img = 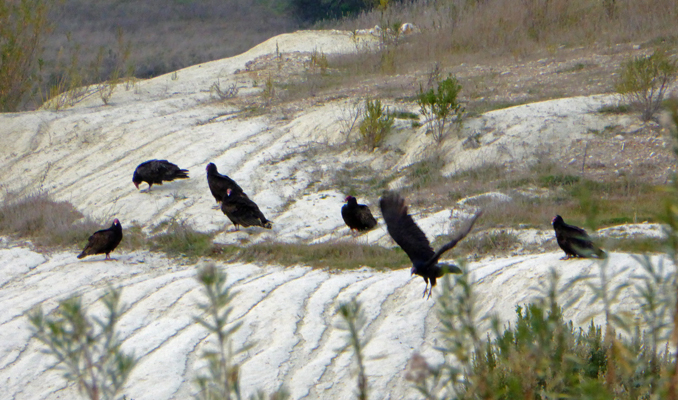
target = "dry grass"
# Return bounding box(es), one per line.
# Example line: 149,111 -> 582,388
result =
331,0 -> 677,63
0,192 -> 102,248
215,241 -> 410,271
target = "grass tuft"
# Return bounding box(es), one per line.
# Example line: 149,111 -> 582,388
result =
0,192 -> 102,248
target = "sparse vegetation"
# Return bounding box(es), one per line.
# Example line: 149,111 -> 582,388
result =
358,98 -> 394,151
148,219 -> 214,259
0,0 -> 57,111
616,49 -> 678,121
453,230 -> 520,258
28,287 -> 137,400
336,300 -> 370,400
0,191 -> 103,248
416,75 -> 464,143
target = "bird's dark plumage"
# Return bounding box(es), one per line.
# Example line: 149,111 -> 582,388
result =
380,192 -> 481,299
342,196 -> 377,232
77,219 -> 123,260
552,215 -> 606,260
133,160 -> 189,191
221,189 -> 272,230
206,163 -> 246,204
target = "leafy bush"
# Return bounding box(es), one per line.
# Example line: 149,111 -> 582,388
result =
417,75 -> 464,143
616,49 -> 677,121
29,287 -> 137,400
358,98 -> 394,151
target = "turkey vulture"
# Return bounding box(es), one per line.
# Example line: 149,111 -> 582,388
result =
342,196 -> 377,233
221,188 -> 272,230
552,215 -> 606,260
77,219 -> 123,260
206,163 -> 246,206
133,160 -> 189,192
380,192 -> 481,299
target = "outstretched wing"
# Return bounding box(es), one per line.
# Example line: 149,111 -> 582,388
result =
379,192 -> 435,265
427,211 -> 482,267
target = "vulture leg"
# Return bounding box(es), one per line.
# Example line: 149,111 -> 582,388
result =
212,204 -> 221,210
426,287 -> 433,300
560,254 -> 570,260
421,282 -> 429,298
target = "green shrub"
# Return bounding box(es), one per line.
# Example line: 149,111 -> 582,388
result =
615,49 -> 677,121
416,75 -> 464,143
358,98 -> 394,151
28,287 -> 137,400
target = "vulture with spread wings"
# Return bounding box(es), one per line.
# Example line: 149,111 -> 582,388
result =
380,192 -> 481,299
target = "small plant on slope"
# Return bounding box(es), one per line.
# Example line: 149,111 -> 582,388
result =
615,49 -> 677,121
336,299 -> 370,400
193,264 -> 288,400
417,75 -> 464,143
28,287 -> 137,400
358,98 -> 393,151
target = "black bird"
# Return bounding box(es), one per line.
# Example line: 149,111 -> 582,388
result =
133,160 -> 189,192
206,163 -> 246,207
342,196 -> 377,233
77,219 -> 123,260
221,188 -> 272,230
552,215 -> 606,260
380,192 -> 481,299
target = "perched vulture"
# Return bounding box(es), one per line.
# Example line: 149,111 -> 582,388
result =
206,163 -> 246,205
552,215 -> 606,260
380,192 -> 481,299
133,160 -> 189,191
221,188 -> 272,230
342,196 -> 377,232
77,219 -> 123,260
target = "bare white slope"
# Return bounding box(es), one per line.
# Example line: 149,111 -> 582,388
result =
0,29 -> 669,399
0,243 -> 667,400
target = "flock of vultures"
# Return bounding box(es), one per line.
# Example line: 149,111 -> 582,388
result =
77,159 -> 607,299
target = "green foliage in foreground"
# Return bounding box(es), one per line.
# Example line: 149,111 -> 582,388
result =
194,264 -> 288,400
28,288 -> 137,400
408,265 -> 676,399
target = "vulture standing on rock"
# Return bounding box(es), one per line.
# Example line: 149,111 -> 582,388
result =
133,160 -> 189,192
552,215 -> 607,260
342,195 -> 377,233
380,192 -> 481,299
221,188 -> 272,230
77,219 -> 123,260
206,163 -> 246,206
